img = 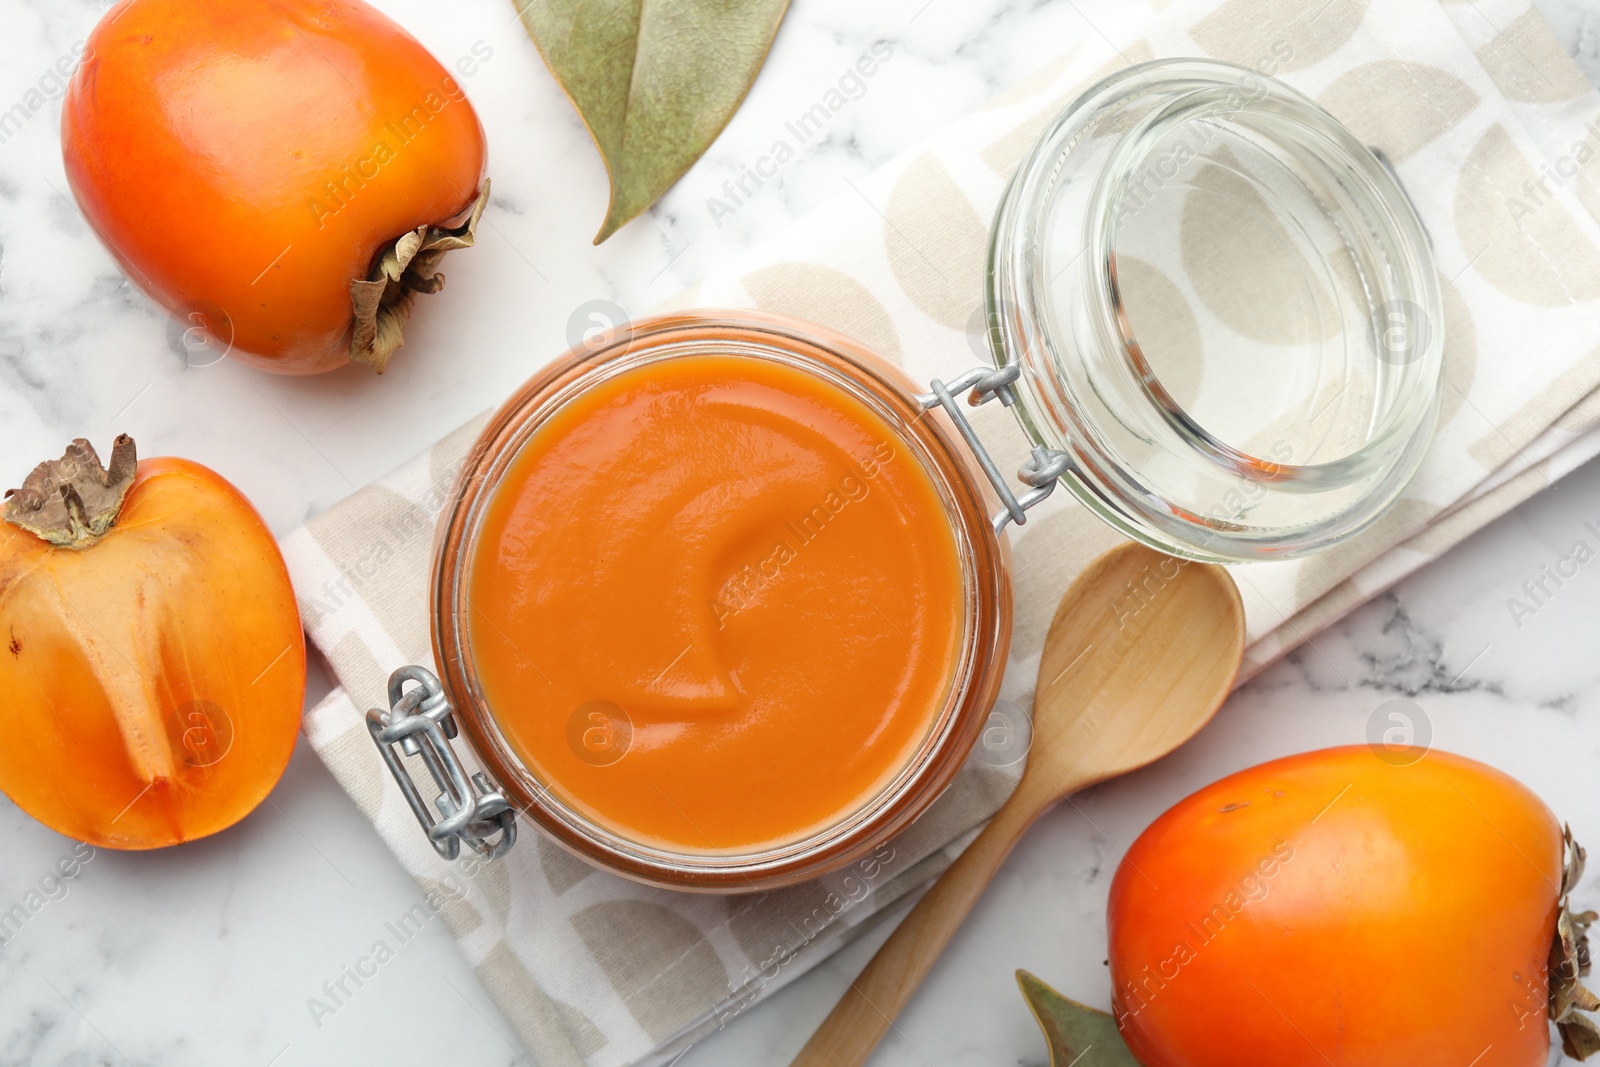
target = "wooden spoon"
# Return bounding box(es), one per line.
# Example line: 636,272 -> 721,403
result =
790,541 -> 1245,1067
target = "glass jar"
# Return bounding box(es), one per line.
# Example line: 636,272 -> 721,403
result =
367,59 -> 1442,889
988,58 -> 1443,560
376,312 -> 1014,892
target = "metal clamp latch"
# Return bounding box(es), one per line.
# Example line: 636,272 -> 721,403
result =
916,365 -> 1071,535
367,665 -> 517,861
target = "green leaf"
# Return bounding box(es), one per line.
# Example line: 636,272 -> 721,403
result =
513,0 -> 792,243
1017,970 -> 1141,1067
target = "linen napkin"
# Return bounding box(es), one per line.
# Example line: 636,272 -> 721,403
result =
279,0 -> 1600,1062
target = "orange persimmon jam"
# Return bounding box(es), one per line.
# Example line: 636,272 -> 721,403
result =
465,352 -> 966,854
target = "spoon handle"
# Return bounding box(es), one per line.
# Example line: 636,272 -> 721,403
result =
789,778 -> 1051,1067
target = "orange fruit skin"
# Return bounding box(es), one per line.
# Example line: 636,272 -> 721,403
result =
1108,746 -> 1563,1067
61,0 -> 488,374
0,458 -> 306,848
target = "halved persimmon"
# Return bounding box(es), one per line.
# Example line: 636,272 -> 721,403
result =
0,436 -> 305,848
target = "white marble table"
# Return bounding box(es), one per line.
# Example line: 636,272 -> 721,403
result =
3,1 -> 1600,1064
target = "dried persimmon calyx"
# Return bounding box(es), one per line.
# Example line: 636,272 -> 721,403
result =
3,434 -> 137,548
1553,825 -> 1600,1060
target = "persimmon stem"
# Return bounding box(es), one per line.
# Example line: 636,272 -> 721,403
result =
3,435 -> 137,548
347,180 -> 490,374
1552,826 -> 1600,1059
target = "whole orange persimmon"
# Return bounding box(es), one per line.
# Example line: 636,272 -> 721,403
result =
1108,746 -> 1598,1065
62,0 -> 489,374
0,436 -> 305,848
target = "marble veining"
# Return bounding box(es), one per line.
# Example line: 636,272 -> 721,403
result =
1,1 -> 1598,1065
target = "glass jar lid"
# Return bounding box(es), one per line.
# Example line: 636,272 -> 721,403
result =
988,58 -> 1444,561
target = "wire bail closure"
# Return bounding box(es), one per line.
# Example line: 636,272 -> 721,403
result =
367,665 -> 517,860
915,364 -> 1072,535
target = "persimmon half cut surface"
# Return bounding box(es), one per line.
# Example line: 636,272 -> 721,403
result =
0,436 -> 305,848
1107,745 -> 1599,1066
62,0 -> 489,374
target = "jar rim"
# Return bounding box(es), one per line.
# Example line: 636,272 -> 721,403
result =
429,310 -> 1012,891
989,58 -> 1444,561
